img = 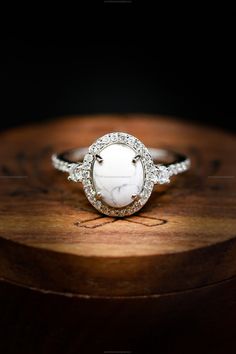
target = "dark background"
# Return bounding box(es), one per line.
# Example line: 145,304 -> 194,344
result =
1,5 -> 236,133
1,7 -> 236,354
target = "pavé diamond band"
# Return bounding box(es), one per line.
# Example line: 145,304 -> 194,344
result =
52,132 -> 191,216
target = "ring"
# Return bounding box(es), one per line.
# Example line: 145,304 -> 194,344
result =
52,132 -> 191,217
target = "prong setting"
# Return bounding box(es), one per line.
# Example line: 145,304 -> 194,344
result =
131,194 -> 141,201
132,154 -> 141,163
96,191 -> 103,200
95,154 -> 103,164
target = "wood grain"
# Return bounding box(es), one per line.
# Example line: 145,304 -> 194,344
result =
0,114 -> 236,296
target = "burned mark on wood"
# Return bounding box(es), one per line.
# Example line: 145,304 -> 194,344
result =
74,212 -> 168,228
74,216 -> 116,229
125,215 -> 168,227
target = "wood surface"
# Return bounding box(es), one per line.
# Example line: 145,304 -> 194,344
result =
0,114 -> 236,297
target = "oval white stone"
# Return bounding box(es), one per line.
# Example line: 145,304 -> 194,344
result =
92,143 -> 144,208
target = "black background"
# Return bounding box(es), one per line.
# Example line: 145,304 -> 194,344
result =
1,3 -> 236,133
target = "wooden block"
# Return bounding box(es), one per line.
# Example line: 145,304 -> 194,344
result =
0,114 -> 236,297
0,278 -> 236,354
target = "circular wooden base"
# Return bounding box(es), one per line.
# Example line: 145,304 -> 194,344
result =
0,115 -> 236,297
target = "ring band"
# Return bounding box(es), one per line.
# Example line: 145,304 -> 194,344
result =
52,132 -> 190,216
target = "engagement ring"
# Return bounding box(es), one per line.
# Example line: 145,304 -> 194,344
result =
52,132 -> 190,216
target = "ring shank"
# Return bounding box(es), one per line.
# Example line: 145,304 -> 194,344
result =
148,148 -> 187,166
57,148 -> 88,164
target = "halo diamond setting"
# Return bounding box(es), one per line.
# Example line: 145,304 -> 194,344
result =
82,132 -> 155,216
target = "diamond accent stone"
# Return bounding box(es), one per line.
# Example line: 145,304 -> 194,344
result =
84,153 -> 94,163
68,164 -> 83,182
155,165 -> 170,184
110,133 -> 118,142
101,135 -> 110,144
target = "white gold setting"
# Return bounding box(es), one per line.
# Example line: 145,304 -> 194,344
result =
52,132 -> 191,217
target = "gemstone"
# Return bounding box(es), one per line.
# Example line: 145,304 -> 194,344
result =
156,165 -> 170,184
69,164 -> 83,182
101,135 -> 110,144
82,170 -> 90,178
84,153 -> 93,162
110,133 -> 118,142
92,143 -> 144,208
